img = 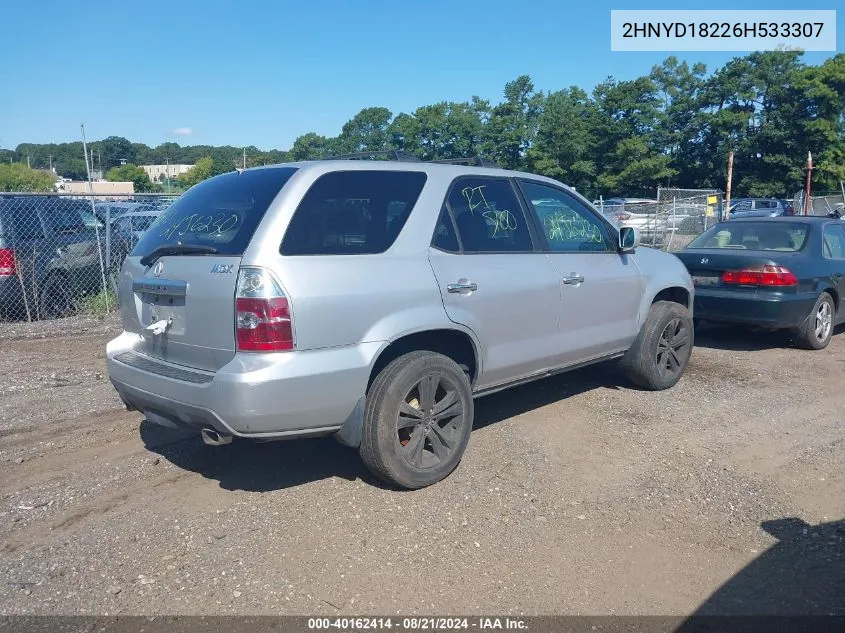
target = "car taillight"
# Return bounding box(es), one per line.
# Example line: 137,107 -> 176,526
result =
721,265 -> 798,287
235,267 -> 293,352
615,213 -> 631,221
0,248 -> 16,276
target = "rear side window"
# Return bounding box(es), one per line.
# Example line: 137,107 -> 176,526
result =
133,167 -> 297,257
281,170 -> 427,255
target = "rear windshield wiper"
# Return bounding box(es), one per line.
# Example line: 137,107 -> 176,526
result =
140,244 -> 219,267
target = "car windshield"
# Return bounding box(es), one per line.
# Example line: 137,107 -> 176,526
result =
687,222 -> 809,251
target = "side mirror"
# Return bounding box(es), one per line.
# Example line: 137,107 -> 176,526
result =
619,226 -> 639,253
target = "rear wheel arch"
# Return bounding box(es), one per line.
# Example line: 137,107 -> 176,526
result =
820,286 -> 839,312
366,328 -> 479,392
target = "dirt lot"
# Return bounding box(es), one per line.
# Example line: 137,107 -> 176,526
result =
0,314 -> 843,616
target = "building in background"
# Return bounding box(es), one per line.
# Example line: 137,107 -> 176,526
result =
58,180 -> 135,197
141,164 -> 194,183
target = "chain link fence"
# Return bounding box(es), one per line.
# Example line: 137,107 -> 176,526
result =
792,190 -> 845,216
593,188 -> 724,252
0,193 -> 176,323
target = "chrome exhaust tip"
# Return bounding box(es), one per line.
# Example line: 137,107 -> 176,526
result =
201,428 -> 233,446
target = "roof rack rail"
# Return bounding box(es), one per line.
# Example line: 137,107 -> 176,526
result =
429,156 -> 499,168
326,150 -> 422,163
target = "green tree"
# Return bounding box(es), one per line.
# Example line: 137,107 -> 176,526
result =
794,54 -> 845,189
337,107 -> 393,154
593,75 -> 676,193
0,163 -> 56,192
485,76 -> 544,169
526,87 -> 599,191
105,163 -> 157,192
97,136 -> 136,170
57,158 -> 89,180
179,157 -> 214,188
291,133 -> 332,160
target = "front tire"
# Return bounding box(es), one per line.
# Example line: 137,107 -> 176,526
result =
792,292 -> 834,350
360,351 -> 474,489
621,300 -> 694,390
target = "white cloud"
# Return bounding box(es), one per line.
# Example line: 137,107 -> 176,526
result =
173,127 -> 193,136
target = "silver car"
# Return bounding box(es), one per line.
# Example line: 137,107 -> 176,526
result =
107,160 -> 695,488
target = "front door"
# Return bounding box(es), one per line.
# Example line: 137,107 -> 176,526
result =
427,176 -> 562,390
517,180 -> 643,366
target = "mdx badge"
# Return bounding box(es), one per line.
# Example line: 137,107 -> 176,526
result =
700,258 -> 709,264
211,264 -> 234,274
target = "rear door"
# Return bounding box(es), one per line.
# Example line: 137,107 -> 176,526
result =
821,223 -> 845,317
120,167 -> 297,371
427,176 -> 562,389
517,180 -> 643,365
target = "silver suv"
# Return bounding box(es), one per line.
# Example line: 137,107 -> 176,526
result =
106,160 -> 695,488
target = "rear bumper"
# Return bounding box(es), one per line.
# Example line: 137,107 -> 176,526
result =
106,332 -> 380,437
694,288 -> 816,328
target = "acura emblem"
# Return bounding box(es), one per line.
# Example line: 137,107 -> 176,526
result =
700,258 -> 709,264
153,261 -> 164,277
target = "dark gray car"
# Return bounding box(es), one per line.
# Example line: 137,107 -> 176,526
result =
0,196 -> 106,320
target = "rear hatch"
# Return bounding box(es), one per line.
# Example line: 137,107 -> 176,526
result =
120,167 -> 297,371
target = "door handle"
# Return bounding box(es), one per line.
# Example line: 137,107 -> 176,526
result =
561,274 -> 585,285
447,281 -> 478,293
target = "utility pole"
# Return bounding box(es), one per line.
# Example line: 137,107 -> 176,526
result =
725,151 -> 734,221
243,147 -> 246,169
803,151 -> 813,216
26,153 -> 30,169
49,153 -> 52,172
165,157 -> 170,193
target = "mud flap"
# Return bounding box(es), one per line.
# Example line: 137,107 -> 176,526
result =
334,396 -> 366,448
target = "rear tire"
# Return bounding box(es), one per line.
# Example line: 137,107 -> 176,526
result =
360,351 -> 473,489
621,300 -> 694,390
40,274 -> 74,320
792,293 -> 834,350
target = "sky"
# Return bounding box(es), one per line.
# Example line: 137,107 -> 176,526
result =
0,0 -> 841,151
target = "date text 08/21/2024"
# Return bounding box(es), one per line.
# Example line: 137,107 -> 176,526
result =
307,617 -> 528,630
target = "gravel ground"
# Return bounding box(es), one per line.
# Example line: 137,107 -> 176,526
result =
0,314 -> 842,616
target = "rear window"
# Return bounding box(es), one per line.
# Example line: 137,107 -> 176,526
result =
43,199 -> 101,233
281,170 -> 427,255
132,167 -> 297,257
688,222 -> 809,252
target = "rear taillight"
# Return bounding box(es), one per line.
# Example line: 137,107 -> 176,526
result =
235,267 -> 293,352
0,248 -> 16,276
721,265 -> 798,287
615,213 -> 631,221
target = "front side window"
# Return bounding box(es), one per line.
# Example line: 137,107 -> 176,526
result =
282,170 -> 427,255
519,180 -> 611,252
447,177 -> 532,253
